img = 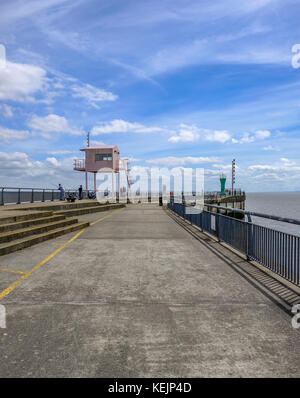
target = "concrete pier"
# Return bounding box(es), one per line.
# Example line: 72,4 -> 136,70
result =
0,204 -> 299,377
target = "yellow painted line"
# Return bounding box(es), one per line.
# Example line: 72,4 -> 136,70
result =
0,228 -> 87,301
0,267 -> 25,275
0,206 -> 125,301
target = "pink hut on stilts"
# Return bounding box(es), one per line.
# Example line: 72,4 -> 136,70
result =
73,134 -> 120,196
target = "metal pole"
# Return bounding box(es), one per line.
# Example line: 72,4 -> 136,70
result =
232,159 -> 235,194
85,171 -> 88,198
112,171 -> 115,202
246,214 -> 253,261
117,172 -> 120,203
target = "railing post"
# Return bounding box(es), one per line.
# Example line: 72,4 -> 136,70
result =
17,188 -> 21,204
51,189 -> 54,201
0,188 -> 4,206
31,189 -> 34,203
42,189 -> 45,202
216,208 -> 221,242
246,214 -> 253,261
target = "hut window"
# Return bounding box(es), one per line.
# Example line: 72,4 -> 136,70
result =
95,154 -> 112,161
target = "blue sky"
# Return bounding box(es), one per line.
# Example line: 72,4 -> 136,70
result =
0,0 -> 300,191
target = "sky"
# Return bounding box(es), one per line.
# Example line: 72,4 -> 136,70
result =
0,0 -> 300,192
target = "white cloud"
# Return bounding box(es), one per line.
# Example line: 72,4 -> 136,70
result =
0,0 -> 73,26
0,151 -> 78,185
46,157 -> 60,167
249,158 -> 300,172
0,104 -> 13,118
71,83 -> 118,108
28,114 -> 84,137
47,150 -> 75,155
205,130 -> 231,143
212,163 -> 236,170
238,130 -> 271,144
0,152 -> 44,176
168,124 -> 200,143
91,119 -> 168,135
149,39 -> 207,75
255,130 -> 271,139
90,140 -> 105,146
146,156 -> 221,167
239,133 -> 255,143
263,145 -> 279,151
0,61 -> 47,102
0,126 -> 31,143
126,157 -> 142,162
169,124 -> 231,144
92,121 -> 264,146
0,57 -> 116,108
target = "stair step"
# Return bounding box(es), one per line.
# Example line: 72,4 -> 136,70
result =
0,218 -> 78,244
0,214 -> 66,233
0,222 -> 89,256
56,203 -> 125,217
9,201 -> 103,212
0,211 -> 53,225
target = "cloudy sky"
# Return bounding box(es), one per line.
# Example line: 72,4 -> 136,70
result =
0,0 -> 300,191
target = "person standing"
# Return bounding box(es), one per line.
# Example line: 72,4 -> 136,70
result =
78,185 -> 83,200
58,184 -> 65,201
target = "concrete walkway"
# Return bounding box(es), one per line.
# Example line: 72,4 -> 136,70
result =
0,204 -> 299,377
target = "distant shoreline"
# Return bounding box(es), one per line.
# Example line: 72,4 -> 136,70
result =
245,191 -> 300,194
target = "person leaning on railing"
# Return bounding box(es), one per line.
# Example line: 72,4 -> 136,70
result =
58,184 -> 65,201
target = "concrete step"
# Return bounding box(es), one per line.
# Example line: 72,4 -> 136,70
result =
0,218 -> 79,244
8,201 -> 103,212
0,214 -> 66,233
0,211 -> 53,225
56,203 -> 125,217
0,221 -> 89,256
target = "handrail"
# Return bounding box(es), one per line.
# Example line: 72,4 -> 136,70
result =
204,203 -> 300,226
0,187 -> 96,206
0,187 -> 60,190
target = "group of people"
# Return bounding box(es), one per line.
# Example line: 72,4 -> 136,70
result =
58,184 -> 83,201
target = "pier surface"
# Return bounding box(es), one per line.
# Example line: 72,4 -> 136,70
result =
0,204 -> 299,377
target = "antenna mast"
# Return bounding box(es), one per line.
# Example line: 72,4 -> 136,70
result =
232,159 -> 236,194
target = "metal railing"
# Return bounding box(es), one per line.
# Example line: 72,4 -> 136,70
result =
204,189 -> 245,199
168,202 -> 300,286
73,159 -> 85,169
0,187 -> 61,205
0,187 -> 95,205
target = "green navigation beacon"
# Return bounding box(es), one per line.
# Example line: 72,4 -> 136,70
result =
220,173 -> 226,196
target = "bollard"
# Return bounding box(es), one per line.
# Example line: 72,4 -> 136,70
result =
17,188 -> 21,204
0,304 -> 6,329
